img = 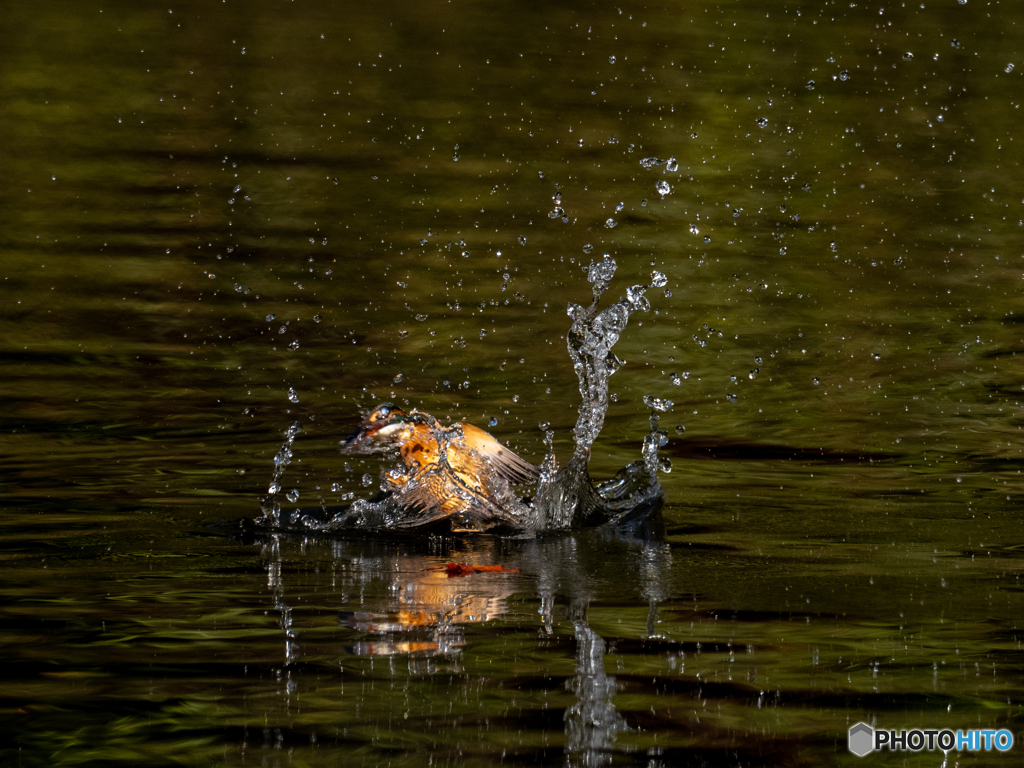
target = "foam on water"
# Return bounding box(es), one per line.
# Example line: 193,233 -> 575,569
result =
257,257 -> 667,533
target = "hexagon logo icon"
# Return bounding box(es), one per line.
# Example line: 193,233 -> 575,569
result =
848,722 -> 874,757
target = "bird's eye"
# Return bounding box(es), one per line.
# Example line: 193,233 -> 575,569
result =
379,405 -> 391,418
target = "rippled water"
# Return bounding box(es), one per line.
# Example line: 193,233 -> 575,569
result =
3,0 -> 1023,765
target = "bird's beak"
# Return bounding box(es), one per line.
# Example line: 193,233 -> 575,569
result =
341,427 -> 372,454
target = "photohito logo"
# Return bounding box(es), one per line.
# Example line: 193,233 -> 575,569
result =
848,722 -> 1014,757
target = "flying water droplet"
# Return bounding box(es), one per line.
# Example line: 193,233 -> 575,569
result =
518,235 -> 527,245
1006,63 -> 1015,73
643,395 -> 674,412
689,224 -> 699,235
805,80 -> 815,90
266,314 -> 275,322
393,373 -> 403,384
665,157 -> 679,172
604,218 -> 617,228
286,489 -> 299,502
669,373 -> 682,386
287,387 -> 299,403
361,473 -> 374,487
839,70 -> 849,81
651,270 -> 667,287
583,243 -> 594,254
488,417 -> 498,427
726,393 -> 738,403
656,180 -> 671,198
615,201 -> 625,213
812,377 -> 820,385
756,117 -> 768,128
640,157 -> 660,169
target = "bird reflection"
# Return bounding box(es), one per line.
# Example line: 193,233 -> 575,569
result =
339,562 -> 517,657
252,523 -> 673,763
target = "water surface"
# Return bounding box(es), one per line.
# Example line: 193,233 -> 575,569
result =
2,0 -> 1023,765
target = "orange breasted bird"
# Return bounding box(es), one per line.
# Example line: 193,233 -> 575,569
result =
341,404 -> 539,518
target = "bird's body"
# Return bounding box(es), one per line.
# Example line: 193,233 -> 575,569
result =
342,404 -> 539,523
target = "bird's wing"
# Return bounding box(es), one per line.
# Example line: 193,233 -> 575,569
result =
460,424 -> 540,485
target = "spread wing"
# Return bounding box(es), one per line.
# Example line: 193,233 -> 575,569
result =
460,424 -> 540,485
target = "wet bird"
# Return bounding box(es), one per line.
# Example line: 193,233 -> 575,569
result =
341,403 -> 539,521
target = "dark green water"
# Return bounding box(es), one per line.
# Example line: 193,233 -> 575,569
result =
3,0 -> 1023,765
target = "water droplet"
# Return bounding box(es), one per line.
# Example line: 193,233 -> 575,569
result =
651,270 -> 667,287
614,201 -> 625,213
726,393 -> 738,403
333,177 -> 339,185
805,80 -> 815,90
665,157 -> 679,172
609,55 -> 616,63
361,473 -> 374,487
488,417 -> 498,427
583,243 -> 594,254
518,235 -> 527,245
233,185 -> 242,193
655,180 -> 671,198
415,314 -> 428,322
756,116 -> 768,128
287,387 -> 299,403
266,314 -> 275,322
812,377 -> 820,385
839,70 -> 849,81
669,373 -> 682,386
288,340 -> 300,350
704,235 -> 711,243
549,206 -> 565,219
749,368 -> 760,379
604,218 -> 617,228
689,224 -> 699,235
268,482 -> 280,494
286,489 -> 299,502
872,353 -> 881,361
1007,63 -> 1016,73
640,157 -> 660,169
643,395 -> 674,411
393,373 -> 403,384
313,314 -> 322,323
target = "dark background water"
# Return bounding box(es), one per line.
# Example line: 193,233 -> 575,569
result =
2,0 -> 1023,765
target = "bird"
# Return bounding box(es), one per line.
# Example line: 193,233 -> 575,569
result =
341,403 -> 540,522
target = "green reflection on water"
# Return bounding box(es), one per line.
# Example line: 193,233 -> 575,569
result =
2,0 -> 1024,764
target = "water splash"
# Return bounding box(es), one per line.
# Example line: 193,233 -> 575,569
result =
257,257 -> 668,534
259,421 -> 302,525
